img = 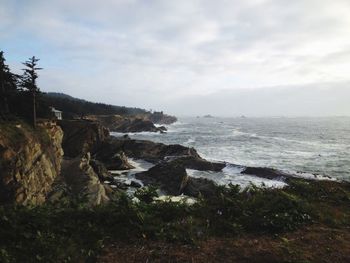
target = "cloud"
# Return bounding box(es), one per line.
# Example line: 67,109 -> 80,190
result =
1,0 -> 350,115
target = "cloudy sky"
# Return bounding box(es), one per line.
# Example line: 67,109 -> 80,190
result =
1,0 -> 350,116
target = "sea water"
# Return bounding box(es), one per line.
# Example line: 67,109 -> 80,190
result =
111,116 -> 350,187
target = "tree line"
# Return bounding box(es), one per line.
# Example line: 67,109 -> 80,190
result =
43,92 -> 148,119
1,51 -> 161,125
0,51 -> 49,127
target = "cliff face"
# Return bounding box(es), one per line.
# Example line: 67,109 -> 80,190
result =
58,119 -> 109,158
85,115 -> 165,133
0,121 -> 64,205
146,112 -> 177,125
56,153 -> 110,206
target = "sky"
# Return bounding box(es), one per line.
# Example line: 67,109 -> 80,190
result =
1,0 -> 350,116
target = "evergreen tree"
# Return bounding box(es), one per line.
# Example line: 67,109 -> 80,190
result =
0,51 -> 17,119
21,56 -> 42,128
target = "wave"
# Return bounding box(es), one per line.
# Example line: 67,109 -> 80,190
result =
184,137 -> 196,145
232,129 -> 258,138
187,164 -> 287,189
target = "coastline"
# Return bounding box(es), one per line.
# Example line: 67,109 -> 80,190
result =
1,115 -> 349,262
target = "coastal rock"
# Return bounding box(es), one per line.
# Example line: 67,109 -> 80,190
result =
94,145 -> 135,170
135,161 -> 189,195
0,121 -> 64,205
242,166 -> 291,180
96,137 -> 201,164
129,181 -> 142,188
89,159 -> 114,181
167,155 -> 226,172
182,177 -> 220,198
146,111 -> 177,125
158,126 -> 167,133
135,156 -> 223,196
58,119 -> 109,158
85,115 -> 165,133
59,153 -> 109,206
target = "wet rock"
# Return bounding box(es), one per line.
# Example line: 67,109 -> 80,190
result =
242,167 -> 291,180
99,137 -> 201,164
167,156 -> 225,172
135,161 -> 188,195
158,126 -> 167,133
130,181 -> 142,188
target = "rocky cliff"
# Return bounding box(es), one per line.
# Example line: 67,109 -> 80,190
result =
0,121 -> 64,205
85,115 -> 166,133
145,112 -> 177,125
58,119 -> 109,158
52,153 -> 110,206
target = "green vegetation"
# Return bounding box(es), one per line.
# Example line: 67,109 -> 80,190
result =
0,51 -> 149,125
0,51 -> 51,125
43,92 -> 148,119
0,118 -> 53,148
0,179 -> 349,262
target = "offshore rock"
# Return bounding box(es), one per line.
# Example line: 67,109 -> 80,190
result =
242,166 -> 292,180
136,161 -> 188,195
98,137 -> 201,164
135,157 -> 223,197
166,155 -> 225,172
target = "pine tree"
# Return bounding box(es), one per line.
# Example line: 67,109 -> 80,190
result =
0,51 -> 18,119
21,56 -> 42,128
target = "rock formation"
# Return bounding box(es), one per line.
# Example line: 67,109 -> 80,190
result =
85,115 -> 166,133
58,153 -> 110,206
58,119 -> 109,158
241,166 -> 292,180
97,136 -> 201,163
145,111 -> 177,125
136,161 -> 189,195
0,121 -> 64,205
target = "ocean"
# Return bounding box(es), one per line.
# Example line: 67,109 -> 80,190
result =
111,116 -> 350,188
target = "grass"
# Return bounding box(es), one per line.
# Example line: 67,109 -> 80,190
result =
0,118 -> 53,149
0,179 -> 349,262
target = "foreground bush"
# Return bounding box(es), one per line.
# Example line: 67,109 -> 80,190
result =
0,179 -> 349,262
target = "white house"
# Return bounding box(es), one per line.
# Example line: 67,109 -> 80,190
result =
50,107 -> 62,120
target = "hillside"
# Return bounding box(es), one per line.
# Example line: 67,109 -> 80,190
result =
43,92 -> 148,119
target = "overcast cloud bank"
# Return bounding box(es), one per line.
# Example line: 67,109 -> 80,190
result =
1,0 -> 350,116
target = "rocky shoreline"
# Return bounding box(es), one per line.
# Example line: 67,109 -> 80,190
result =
1,116 -> 350,263
0,117 -> 340,206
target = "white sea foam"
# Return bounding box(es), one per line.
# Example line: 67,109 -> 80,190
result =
232,129 -> 257,138
184,137 -> 196,145
186,165 -> 287,190
110,116 -> 350,181
110,159 -> 154,194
